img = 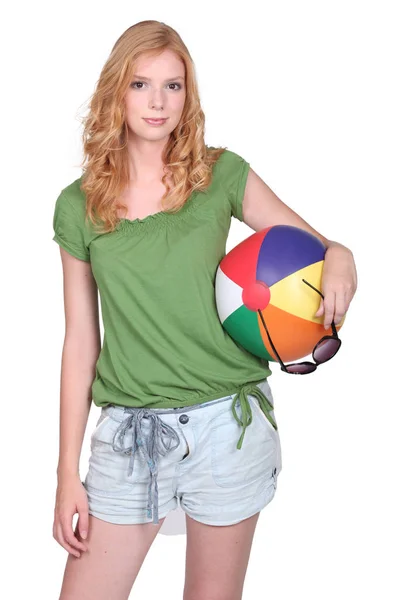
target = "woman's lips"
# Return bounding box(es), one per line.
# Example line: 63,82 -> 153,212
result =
143,118 -> 168,126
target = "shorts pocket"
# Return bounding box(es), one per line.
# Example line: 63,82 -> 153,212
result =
249,397 -> 278,433
90,412 -> 113,447
250,380 -> 279,432
249,388 -> 283,479
210,400 -> 278,488
84,413 -> 147,496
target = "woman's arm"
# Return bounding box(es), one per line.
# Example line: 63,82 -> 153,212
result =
242,167 -> 333,246
56,247 -> 101,479
241,168 -> 358,327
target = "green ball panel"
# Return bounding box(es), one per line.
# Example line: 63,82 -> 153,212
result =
223,304 -> 275,362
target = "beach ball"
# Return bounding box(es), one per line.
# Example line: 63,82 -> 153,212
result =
215,224 -> 345,363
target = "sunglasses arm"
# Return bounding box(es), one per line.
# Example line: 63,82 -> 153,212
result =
257,309 -> 288,372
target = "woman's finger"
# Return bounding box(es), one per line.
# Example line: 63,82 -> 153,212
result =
55,523 -> 81,558
315,297 -> 324,317
323,292 -> 336,329
333,291 -> 347,325
60,514 -> 87,553
76,499 -> 89,541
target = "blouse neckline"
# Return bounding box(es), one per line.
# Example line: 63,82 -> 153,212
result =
115,189 -> 202,233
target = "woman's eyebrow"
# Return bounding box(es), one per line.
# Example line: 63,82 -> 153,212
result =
133,75 -> 185,82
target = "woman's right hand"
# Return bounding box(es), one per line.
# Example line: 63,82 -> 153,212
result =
53,473 -> 89,558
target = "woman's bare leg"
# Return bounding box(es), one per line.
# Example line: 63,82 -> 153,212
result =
183,512 -> 260,600
59,514 -> 166,600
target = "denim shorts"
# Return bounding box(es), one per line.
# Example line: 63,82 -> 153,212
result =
82,378 -> 282,527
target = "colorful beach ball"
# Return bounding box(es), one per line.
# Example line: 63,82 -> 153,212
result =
215,224 -> 345,363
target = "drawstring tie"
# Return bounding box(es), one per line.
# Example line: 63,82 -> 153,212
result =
111,408 -> 180,525
109,383 -> 277,525
231,383 -> 277,449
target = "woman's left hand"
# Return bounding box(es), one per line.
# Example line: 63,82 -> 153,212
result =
315,242 -> 358,329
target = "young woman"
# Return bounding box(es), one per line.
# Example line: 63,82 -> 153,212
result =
52,20 -> 357,600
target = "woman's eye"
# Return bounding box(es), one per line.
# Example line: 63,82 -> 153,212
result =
131,81 -> 145,89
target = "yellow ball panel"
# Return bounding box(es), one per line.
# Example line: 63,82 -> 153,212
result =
269,260 -> 325,323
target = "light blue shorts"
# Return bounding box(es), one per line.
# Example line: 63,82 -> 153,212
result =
82,378 -> 282,526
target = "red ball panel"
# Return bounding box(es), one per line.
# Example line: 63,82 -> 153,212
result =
242,281 -> 271,312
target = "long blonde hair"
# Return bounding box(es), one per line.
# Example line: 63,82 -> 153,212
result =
77,20 -> 226,234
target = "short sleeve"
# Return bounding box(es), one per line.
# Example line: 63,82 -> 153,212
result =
52,190 -> 90,262
220,149 -> 250,222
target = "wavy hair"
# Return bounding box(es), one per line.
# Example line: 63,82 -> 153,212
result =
76,20 -> 226,234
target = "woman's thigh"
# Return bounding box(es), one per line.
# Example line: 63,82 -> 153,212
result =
183,512 -> 260,600
58,514 -> 166,600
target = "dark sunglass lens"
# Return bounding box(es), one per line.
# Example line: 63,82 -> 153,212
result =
286,363 -> 316,374
314,338 -> 341,363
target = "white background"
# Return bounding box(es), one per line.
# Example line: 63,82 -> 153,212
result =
2,1 -> 399,598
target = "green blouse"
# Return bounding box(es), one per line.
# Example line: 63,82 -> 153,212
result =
52,147 -> 276,445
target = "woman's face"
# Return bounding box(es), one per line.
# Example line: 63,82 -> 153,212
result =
124,49 -> 186,143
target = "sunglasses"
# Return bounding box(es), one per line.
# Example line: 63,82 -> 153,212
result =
258,279 -> 342,374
